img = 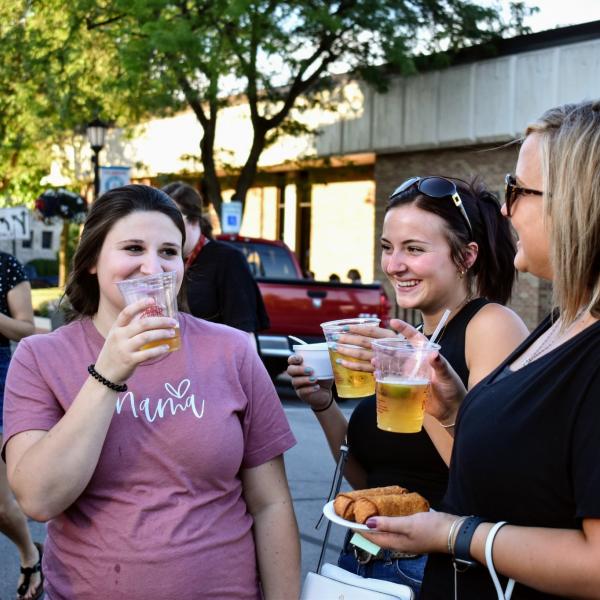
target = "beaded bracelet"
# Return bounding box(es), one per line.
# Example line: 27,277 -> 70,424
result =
312,393 -> 335,413
87,364 -> 128,393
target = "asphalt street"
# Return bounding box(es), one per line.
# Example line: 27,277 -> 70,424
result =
0,385 -> 359,599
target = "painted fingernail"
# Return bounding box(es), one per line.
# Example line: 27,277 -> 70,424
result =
341,325 -> 350,332
335,358 -> 343,365
330,343 -> 338,351
331,333 -> 339,341
304,367 -> 313,375
309,376 -> 317,382
366,518 -> 377,529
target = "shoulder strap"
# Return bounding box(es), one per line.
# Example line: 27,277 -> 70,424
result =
316,443 -> 349,573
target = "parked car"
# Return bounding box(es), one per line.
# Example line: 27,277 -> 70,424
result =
24,262 -> 59,288
217,234 -> 391,378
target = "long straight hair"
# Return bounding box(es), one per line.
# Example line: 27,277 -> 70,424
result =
525,101 -> 600,325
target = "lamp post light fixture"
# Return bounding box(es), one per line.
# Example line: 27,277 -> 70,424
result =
86,117 -> 109,200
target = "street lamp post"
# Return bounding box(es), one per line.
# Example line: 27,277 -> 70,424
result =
86,118 -> 108,200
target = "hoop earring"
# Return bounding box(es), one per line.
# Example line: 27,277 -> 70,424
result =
458,269 -> 466,279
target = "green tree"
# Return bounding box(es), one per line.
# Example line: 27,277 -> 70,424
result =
76,0 -> 533,214
5,1 -> 536,214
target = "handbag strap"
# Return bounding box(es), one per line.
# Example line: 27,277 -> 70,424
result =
316,443 -> 349,573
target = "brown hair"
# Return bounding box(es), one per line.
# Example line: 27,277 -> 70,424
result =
525,100 -> 600,325
65,184 -> 186,317
161,181 -> 203,224
386,177 -> 517,304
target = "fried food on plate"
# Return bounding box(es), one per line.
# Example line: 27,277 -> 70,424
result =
353,492 -> 430,524
333,485 -> 407,521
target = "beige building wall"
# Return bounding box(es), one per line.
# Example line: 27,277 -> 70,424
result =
310,180 -> 375,283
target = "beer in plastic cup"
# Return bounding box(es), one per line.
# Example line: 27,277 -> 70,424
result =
116,271 -> 180,352
320,317 -> 380,398
372,338 -> 440,433
292,342 -> 333,380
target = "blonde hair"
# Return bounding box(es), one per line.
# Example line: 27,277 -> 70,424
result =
525,100 -> 600,325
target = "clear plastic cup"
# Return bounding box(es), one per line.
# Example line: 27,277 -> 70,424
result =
116,271 -> 180,352
372,338 -> 440,433
320,317 -> 380,398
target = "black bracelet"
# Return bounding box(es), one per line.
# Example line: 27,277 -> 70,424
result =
453,515 -> 485,568
87,364 -> 128,393
312,393 -> 335,413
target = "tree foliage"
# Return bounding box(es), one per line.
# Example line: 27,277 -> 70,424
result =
1,0 -> 536,212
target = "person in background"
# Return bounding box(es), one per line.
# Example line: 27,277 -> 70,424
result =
0,252 -> 41,600
363,100 -> 600,599
346,268 -> 362,284
329,273 -> 341,283
288,177 -> 528,597
161,182 -> 269,351
2,185 -> 300,599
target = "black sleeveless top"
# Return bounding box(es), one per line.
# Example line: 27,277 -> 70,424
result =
346,298 -> 490,509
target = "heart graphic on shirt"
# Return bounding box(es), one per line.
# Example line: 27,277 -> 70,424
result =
165,379 -> 191,399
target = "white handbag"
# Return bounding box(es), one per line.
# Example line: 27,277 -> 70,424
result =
301,563 -> 414,600
300,444 -> 414,600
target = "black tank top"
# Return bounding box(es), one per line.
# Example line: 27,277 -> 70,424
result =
346,298 -> 490,509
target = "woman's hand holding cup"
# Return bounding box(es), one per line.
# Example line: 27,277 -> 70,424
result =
94,297 -> 178,385
329,323 -> 398,372
287,354 -> 334,411
389,319 -> 466,426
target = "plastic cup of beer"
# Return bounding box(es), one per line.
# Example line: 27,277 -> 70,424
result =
292,343 -> 333,380
320,317 -> 380,398
116,271 -> 180,352
372,338 -> 440,433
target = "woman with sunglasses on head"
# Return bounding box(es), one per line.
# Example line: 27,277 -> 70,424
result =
361,100 -> 600,599
1,185 -> 300,600
288,176 -> 527,596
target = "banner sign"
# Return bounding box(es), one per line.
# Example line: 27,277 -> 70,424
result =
0,207 -> 30,240
100,166 -> 131,195
221,201 -> 243,234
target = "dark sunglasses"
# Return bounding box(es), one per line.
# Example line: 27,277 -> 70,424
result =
389,176 -> 473,239
504,174 -> 543,217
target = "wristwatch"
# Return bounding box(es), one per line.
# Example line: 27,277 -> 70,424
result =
453,516 -> 485,567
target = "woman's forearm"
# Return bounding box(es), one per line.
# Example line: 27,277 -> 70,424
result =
422,414 -> 453,465
0,312 -> 34,341
313,399 -> 367,489
253,500 -> 301,600
470,520 -> 600,598
7,377 -> 119,521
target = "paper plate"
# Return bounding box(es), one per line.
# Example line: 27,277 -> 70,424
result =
322,500 -> 370,530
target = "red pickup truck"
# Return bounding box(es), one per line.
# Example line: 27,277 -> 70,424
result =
218,234 -> 391,378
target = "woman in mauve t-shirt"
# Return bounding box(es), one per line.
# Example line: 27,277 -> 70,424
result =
2,185 -> 300,600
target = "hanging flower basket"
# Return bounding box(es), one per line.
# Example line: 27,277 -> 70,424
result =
35,189 -> 88,224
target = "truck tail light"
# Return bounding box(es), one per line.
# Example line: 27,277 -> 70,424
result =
379,288 -> 392,327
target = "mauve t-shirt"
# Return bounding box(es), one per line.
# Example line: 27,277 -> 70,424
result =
3,314 -> 296,599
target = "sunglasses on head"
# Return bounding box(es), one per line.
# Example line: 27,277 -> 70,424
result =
504,174 -> 543,217
389,176 -> 473,239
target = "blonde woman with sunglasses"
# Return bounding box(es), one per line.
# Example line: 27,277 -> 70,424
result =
362,101 -> 600,599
